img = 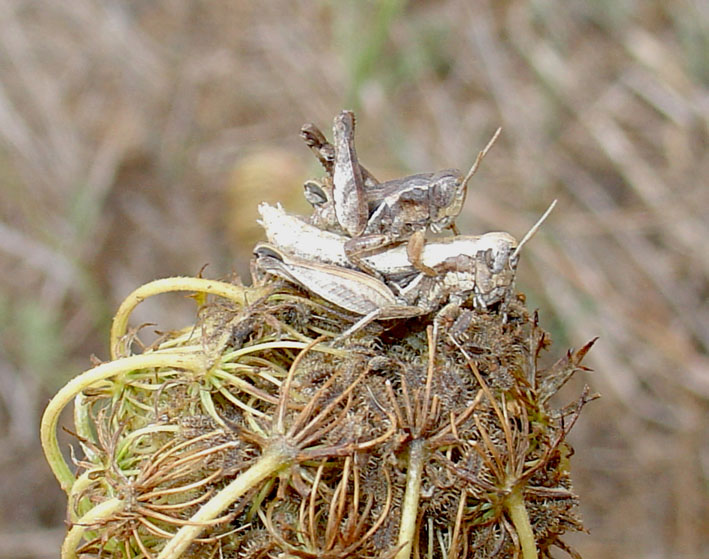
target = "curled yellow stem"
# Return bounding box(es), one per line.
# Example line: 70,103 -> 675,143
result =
110,277 -> 271,359
41,352 -> 206,492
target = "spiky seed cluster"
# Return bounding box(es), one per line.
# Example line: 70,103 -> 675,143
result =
42,277 -> 595,559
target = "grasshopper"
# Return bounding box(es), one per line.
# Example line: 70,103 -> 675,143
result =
252,241 -> 508,340
258,202 -> 518,282
300,110 -> 501,276
252,199 -> 556,339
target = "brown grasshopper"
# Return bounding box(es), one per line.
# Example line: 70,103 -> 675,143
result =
300,110 -> 501,276
252,241 -> 509,341
252,199 -> 556,339
258,202 -> 518,282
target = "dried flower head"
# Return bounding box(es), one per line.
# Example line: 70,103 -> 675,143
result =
41,272 -> 596,559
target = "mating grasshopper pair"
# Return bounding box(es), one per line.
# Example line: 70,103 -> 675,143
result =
252,110 -> 555,339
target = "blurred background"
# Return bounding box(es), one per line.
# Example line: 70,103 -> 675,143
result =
0,1 -> 707,557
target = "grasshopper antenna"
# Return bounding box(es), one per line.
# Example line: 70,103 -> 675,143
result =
511,199 -> 558,261
461,127 -> 502,189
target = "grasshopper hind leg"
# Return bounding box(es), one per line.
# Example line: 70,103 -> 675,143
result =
332,308 -> 384,344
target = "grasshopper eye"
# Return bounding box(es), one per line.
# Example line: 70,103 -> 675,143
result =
430,172 -> 463,207
483,248 -> 495,268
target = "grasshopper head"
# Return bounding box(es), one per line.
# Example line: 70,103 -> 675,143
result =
430,127 -> 502,233
430,169 -> 466,231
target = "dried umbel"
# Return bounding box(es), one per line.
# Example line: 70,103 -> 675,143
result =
41,273 -> 595,559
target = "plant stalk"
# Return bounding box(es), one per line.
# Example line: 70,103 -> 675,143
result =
395,439 -> 426,559
505,486 -> 538,559
61,497 -> 124,559
156,447 -> 289,559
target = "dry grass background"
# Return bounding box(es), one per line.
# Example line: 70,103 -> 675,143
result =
0,1 -> 707,558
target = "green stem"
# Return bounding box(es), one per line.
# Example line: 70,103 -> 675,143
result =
61,497 -> 125,559
67,470 -> 102,522
156,447 -> 289,559
395,439 -> 426,559
40,352 -> 205,493
109,277 -> 271,359
505,486 -> 538,559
